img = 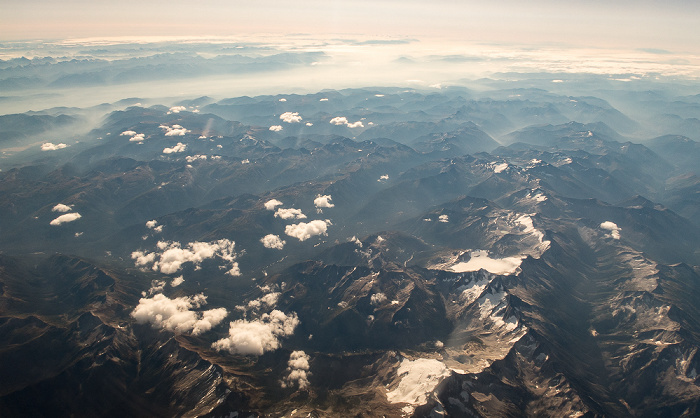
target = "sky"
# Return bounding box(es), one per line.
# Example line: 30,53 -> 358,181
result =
2,0 -> 699,54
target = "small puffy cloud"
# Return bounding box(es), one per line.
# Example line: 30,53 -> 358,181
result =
52,203 -> 72,213
159,124 -> 189,136
146,220 -> 163,233
129,133 -> 145,142
275,208 -> 307,220
600,221 -> 621,239
313,194 -> 334,209
240,292 -> 281,311
329,116 -> 364,128
120,130 -> 137,136
269,125 -> 283,132
305,122 -> 313,126
370,292 -> 387,307
377,174 -> 389,182
41,142 -> 68,151
319,98 -> 329,102
167,105 -> 187,114
329,116 -> 349,126
186,154 -> 207,163
438,214 -> 449,223
171,275 -> 185,287
261,234 -> 286,250
285,220 -> 329,241
212,310 -> 299,355
50,212 -> 82,225
241,159 -> 250,164
163,142 -> 187,154
131,293 -> 228,336
278,98 -> 287,102
132,239 -> 240,276
282,351 -> 311,389
264,199 -> 284,210
280,112 -> 302,123
74,232 -> 83,237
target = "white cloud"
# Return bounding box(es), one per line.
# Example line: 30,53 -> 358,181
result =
41,142 -> 68,151
275,207 -> 307,220
74,232 -> 83,237
52,203 -> 72,212
171,275 -> 184,287
438,214 -> 449,223
280,112 -> 302,123
186,154 -> 207,163
261,234 -> 286,250
329,116 -> 364,128
282,351 -> 311,389
278,98 -> 287,102
269,125 -> 283,132
120,130 -> 137,136
167,105 -> 187,114
159,124 -> 189,136
349,236 -> 363,247
319,98 -> 328,102
285,220 -> 330,241
305,122 -> 313,126
212,310 -> 299,355
146,279 -> 167,296
131,250 -> 156,266
600,221 -> 621,239
240,292 -> 281,311
264,199 -> 284,210
378,174 -> 389,182
370,292 -> 387,307
129,133 -> 145,142
131,293 -> 228,336
146,220 -> 163,233
131,239 -> 240,276
329,116 -> 348,125
50,212 -> 82,225
313,194 -> 334,209
163,142 -> 187,154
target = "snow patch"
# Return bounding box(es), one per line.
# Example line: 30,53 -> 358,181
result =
451,250 -> 524,275
387,358 -> 451,406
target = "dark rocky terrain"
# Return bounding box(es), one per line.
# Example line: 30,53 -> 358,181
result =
1,87 -> 699,417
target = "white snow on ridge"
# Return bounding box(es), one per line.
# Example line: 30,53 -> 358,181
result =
387,358 -> 450,407
451,250 -> 524,275
492,162 -> 508,173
